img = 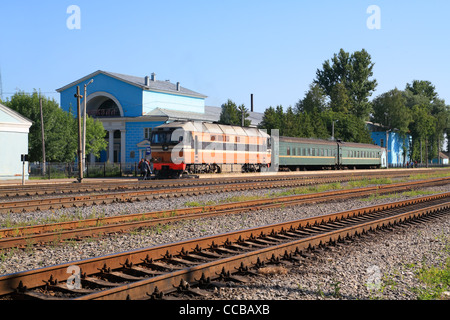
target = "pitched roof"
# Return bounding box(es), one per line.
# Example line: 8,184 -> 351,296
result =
0,103 -> 33,133
140,107 -> 217,122
56,70 -> 207,99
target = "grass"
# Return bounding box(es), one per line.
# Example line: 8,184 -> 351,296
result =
180,171 -> 447,209
361,190 -> 437,202
414,258 -> 450,299
348,177 -> 392,188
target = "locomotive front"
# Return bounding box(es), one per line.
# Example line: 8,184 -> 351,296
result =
150,123 -> 188,178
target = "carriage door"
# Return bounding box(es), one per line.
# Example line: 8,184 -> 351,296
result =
194,135 -> 199,164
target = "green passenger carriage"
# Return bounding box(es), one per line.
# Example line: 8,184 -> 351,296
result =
277,136 -> 383,170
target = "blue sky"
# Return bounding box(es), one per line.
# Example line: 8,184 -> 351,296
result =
0,1 -> 449,113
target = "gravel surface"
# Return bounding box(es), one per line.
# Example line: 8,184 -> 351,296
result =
0,183 -> 449,300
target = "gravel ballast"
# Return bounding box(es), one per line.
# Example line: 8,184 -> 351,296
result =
0,184 -> 449,300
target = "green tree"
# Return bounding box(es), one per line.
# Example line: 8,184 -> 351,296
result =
219,99 -> 250,127
5,91 -> 77,162
371,88 -> 412,136
315,48 -> 377,120
258,106 -> 279,135
283,106 -> 299,137
406,80 -> 438,102
5,91 -> 107,162
410,104 -> 436,162
295,83 -> 328,114
405,81 -> 450,162
322,111 -> 372,144
85,116 -> 107,158
329,82 -> 350,114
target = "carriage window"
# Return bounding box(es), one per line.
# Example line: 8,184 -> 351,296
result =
287,147 -> 290,156
292,148 -> 296,156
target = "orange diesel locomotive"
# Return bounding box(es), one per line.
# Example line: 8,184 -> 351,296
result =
150,121 -> 272,178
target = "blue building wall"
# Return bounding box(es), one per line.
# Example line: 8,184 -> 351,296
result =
371,131 -> 411,165
125,121 -> 165,164
58,71 -> 207,164
59,73 -> 143,117
143,91 -> 205,114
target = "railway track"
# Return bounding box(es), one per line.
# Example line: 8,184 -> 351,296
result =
0,177 -> 449,249
0,168 -> 444,199
1,171 -> 448,214
0,192 -> 448,300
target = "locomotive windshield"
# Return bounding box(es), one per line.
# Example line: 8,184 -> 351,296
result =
151,131 -> 171,144
151,128 -> 184,145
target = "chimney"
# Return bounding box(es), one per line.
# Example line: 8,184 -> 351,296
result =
151,73 -> 156,81
251,94 -> 254,112
176,82 -> 181,91
145,76 -> 150,86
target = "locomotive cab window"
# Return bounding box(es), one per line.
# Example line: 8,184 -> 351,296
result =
151,128 -> 183,145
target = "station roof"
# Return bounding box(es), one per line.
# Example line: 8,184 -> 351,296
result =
56,70 -> 208,99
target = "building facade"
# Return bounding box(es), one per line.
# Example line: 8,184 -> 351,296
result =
366,122 -> 412,166
0,103 -> 32,180
57,70 -> 208,164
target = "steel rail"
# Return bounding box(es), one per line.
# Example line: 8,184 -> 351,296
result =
0,168 -> 444,198
0,192 -> 448,299
79,201 -> 450,301
1,171 -> 450,215
0,177 -> 449,249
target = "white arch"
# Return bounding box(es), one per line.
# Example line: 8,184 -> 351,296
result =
86,91 -> 124,117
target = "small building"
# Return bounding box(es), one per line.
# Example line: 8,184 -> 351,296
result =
366,122 -> 412,167
0,103 -> 33,180
431,152 -> 449,165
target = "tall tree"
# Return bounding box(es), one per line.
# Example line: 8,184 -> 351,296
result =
406,80 -> 438,102
258,106 -> 279,135
219,99 -> 251,127
295,83 -> 328,114
410,104 -> 436,162
315,48 -> 377,120
371,88 -> 412,136
405,81 -> 450,161
85,116 -> 108,158
5,91 -> 107,162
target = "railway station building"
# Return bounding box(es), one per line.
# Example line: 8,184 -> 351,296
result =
0,103 -> 33,180
57,70 -> 210,164
57,70 -> 264,165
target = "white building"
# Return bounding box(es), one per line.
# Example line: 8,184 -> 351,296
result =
0,103 -> 32,180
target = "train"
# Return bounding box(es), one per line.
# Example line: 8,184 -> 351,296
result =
149,121 -> 386,178
278,136 -> 386,171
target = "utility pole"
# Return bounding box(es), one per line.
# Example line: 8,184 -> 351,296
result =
83,79 -> 94,173
75,86 -> 83,182
39,98 -> 46,175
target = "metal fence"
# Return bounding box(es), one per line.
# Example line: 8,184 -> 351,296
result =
29,162 -> 140,179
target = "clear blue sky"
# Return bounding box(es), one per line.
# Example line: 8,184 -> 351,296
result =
1,1 -> 449,113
